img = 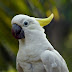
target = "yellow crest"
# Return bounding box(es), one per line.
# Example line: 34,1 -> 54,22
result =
36,13 -> 54,27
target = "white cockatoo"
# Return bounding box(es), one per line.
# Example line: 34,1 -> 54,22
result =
11,14 -> 69,72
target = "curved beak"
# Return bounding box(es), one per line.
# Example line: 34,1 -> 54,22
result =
36,13 -> 54,27
12,24 -> 25,39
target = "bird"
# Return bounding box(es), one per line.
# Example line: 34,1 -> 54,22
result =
11,13 -> 69,72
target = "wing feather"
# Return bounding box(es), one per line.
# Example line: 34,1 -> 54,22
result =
40,50 -> 69,72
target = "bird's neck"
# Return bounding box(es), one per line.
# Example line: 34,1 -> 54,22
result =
19,30 -> 53,50
20,30 -> 47,43
18,26 -> 54,51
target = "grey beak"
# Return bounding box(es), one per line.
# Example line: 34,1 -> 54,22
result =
12,24 -> 25,39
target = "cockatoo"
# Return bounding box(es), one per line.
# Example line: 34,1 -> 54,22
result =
11,14 -> 69,72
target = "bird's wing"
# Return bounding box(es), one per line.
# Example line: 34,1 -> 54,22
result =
40,50 -> 69,72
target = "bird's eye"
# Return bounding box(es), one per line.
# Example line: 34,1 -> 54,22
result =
23,21 -> 28,27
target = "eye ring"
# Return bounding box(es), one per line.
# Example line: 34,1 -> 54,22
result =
23,21 -> 28,27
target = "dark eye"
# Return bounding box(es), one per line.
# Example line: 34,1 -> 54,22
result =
23,21 -> 28,27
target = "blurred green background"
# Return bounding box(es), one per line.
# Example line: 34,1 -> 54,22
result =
0,0 -> 72,72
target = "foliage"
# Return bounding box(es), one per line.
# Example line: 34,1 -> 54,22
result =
0,0 -> 72,72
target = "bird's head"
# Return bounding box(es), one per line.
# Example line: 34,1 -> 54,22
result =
11,14 -> 54,39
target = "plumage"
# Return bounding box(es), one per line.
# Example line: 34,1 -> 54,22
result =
11,14 -> 69,72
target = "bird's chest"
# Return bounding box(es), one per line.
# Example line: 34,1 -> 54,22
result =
18,61 -> 45,72
17,47 -> 46,72
17,45 -> 44,62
